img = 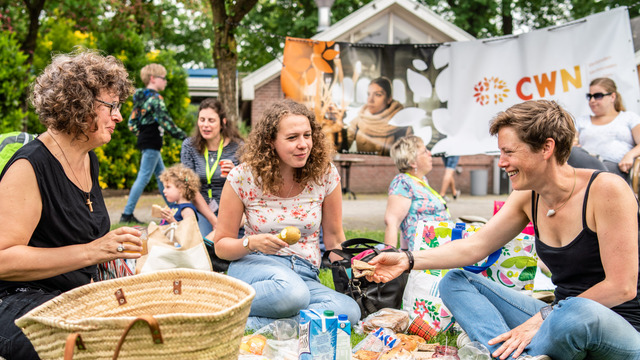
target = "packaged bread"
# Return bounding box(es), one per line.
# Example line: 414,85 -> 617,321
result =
352,259 -> 376,278
353,350 -> 381,360
362,308 -> 411,333
378,347 -> 414,360
151,204 -> 166,218
396,333 -> 426,345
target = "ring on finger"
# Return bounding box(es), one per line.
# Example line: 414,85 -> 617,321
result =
117,244 -> 124,253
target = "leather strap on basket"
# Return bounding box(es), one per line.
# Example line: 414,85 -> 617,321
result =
112,315 -> 164,360
63,333 -> 86,360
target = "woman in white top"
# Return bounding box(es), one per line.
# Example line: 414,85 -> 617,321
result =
568,77 -> 640,178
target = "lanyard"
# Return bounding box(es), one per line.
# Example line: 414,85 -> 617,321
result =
405,173 -> 451,217
204,136 -> 224,199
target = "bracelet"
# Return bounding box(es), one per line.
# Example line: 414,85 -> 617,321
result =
539,305 -> 553,320
404,250 -> 414,272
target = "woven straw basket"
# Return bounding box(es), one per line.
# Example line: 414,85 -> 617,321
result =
15,269 -> 255,360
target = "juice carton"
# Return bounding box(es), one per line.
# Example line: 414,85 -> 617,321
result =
298,309 -> 337,360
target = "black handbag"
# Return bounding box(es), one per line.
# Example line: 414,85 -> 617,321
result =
322,238 -> 409,319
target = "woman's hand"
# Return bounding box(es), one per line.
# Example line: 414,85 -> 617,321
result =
161,208 -> 176,223
365,252 -> 408,283
89,227 -> 143,263
246,234 -> 288,254
618,153 -> 635,173
488,313 -> 543,359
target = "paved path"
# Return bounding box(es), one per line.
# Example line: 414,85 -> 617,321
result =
105,192 -> 509,231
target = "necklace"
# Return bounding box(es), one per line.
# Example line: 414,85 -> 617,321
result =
545,167 -> 576,217
48,132 -> 93,212
285,181 -> 297,198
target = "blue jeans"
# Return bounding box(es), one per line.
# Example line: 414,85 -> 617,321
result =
439,270 -> 640,360
124,149 -> 167,215
0,288 -> 60,359
228,253 -> 361,331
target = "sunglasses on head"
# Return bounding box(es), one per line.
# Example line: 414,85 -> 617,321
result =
585,92 -> 612,101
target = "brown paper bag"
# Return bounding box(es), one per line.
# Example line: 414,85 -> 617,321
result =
136,216 -> 213,274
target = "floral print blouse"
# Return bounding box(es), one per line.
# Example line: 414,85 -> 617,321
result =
227,162 -> 341,268
388,173 -> 451,250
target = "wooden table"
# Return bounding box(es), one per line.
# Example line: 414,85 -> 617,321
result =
333,157 -> 364,200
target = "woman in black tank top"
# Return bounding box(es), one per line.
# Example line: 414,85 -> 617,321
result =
365,100 -> 640,360
0,50 -> 145,360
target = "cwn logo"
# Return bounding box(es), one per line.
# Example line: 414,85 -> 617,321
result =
473,77 -> 510,106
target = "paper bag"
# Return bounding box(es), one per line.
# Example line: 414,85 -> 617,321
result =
136,216 -> 213,274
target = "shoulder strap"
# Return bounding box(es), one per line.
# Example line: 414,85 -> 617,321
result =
582,171 -> 602,228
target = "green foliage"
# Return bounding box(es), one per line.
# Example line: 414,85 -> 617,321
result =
0,30 -> 30,133
237,0 -> 372,72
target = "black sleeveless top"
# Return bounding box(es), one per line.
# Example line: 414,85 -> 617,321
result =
0,139 -> 110,293
532,171 -> 640,331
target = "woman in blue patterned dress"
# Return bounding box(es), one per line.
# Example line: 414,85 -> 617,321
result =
384,136 -> 451,250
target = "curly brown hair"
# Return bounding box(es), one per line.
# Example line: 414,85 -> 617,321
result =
159,164 -> 201,201
489,100 -> 575,164
191,98 -> 243,154
239,99 -> 334,195
30,48 -> 134,142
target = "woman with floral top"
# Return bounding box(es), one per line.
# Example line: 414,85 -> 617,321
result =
213,99 -> 360,331
384,136 -> 451,250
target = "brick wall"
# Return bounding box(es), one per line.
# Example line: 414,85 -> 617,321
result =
251,76 -> 284,124
335,153 -> 499,195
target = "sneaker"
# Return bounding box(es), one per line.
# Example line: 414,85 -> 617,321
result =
453,189 -> 460,200
517,356 -> 552,360
120,213 -> 143,224
456,329 -> 471,348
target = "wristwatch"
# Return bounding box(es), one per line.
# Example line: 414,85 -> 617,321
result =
539,305 -> 553,320
242,236 -> 252,252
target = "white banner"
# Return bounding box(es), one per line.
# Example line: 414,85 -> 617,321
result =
431,7 -> 640,156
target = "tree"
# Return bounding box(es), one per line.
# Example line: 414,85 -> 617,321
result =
417,0 -> 640,38
210,0 -> 259,125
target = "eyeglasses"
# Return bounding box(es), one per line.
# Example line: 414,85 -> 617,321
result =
154,75 -> 166,80
585,92 -> 612,101
96,99 -> 122,116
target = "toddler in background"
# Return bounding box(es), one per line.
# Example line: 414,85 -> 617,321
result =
158,164 -> 201,224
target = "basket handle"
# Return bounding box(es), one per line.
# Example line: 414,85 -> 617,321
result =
64,333 -> 86,360
112,314 -> 164,360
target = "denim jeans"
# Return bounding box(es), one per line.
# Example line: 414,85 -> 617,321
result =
228,253 -> 361,331
0,288 -> 60,359
439,270 -> 640,360
124,149 -> 167,215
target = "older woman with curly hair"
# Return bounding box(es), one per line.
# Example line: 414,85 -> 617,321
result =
213,99 -> 360,331
0,49 -> 141,359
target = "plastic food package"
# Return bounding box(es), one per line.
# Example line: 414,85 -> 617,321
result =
362,308 -> 411,333
240,319 -> 298,356
431,345 -> 459,359
353,327 -> 397,353
457,342 -> 491,360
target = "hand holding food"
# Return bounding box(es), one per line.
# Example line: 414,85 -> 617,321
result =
352,259 -> 376,278
151,204 -> 167,218
276,226 -> 301,245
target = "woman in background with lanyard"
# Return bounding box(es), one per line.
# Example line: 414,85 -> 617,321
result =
384,135 -> 451,250
181,98 -> 243,238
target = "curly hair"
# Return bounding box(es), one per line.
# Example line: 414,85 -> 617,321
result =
30,48 -> 133,142
191,98 -> 243,154
159,164 -> 201,201
489,100 -> 576,164
239,99 -> 334,195
390,136 -> 424,173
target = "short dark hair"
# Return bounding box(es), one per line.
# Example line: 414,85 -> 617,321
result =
489,100 -> 575,164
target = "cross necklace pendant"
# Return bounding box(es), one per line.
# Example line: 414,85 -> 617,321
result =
48,132 -> 94,212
